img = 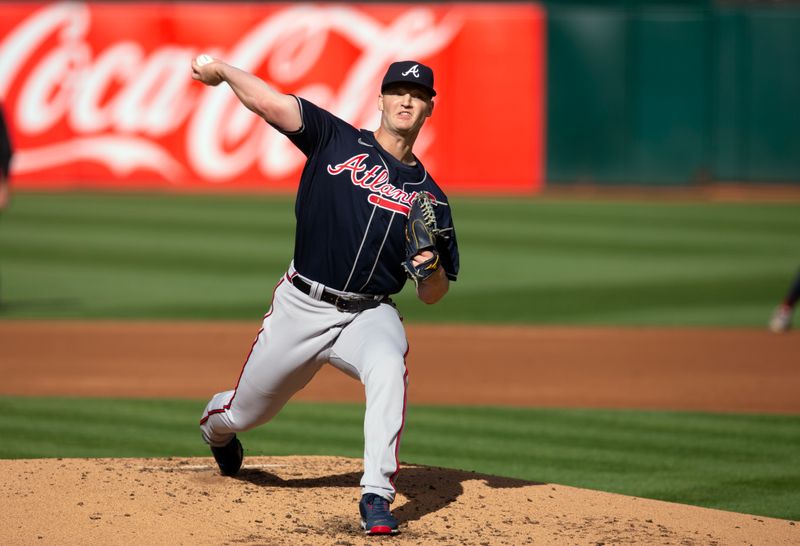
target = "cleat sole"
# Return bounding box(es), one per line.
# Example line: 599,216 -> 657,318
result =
366,525 -> 398,535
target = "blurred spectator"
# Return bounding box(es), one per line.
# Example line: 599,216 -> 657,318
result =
0,101 -> 12,306
769,269 -> 800,333
0,102 -> 10,210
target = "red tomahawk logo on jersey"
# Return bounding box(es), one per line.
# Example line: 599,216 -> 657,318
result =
367,194 -> 410,215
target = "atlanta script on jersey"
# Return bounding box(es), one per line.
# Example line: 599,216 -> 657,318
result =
280,97 -> 459,296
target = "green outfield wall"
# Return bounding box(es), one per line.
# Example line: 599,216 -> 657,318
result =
546,1 -> 800,185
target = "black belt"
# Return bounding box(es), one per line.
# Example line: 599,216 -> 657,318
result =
290,275 -> 388,313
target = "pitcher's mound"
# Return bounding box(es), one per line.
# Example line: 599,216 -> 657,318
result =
2,456 -> 796,545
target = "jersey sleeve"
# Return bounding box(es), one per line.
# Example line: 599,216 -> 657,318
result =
276,96 -> 338,157
435,199 -> 460,281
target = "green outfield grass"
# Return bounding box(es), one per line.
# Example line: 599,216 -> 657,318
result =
0,191 -> 798,324
0,396 -> 797,521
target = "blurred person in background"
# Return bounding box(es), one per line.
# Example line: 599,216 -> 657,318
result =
769,269 -> 800,333
0,101 -> 13,306
0,102 -> 11,210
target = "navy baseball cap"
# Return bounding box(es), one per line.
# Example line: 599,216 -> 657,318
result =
381,60 -> 436,97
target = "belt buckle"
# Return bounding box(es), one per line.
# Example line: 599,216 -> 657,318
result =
333,295 -> 351,313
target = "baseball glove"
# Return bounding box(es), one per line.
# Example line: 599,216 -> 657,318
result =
402,192 -> 441,285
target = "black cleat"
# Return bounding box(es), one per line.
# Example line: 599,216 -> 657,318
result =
210,436 -> 243,476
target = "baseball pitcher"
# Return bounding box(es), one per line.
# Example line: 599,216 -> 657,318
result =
192,57 -> 460,535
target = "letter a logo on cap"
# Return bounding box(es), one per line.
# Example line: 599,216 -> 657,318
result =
381,60 -> 436,96
401,64 -> 420,78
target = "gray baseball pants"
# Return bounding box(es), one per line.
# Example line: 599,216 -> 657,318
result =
200,266 -> 409,502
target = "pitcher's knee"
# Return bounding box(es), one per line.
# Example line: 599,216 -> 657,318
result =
202,412 -> 260,448
200,403 -> 271,444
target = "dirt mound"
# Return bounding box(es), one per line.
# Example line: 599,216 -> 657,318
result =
2,456 -> 797,545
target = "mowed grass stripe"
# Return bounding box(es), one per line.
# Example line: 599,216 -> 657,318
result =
460,204 -> 797,257
0,265 -> 277,319
7,198 -> 295,235
431,275 -> 790,324
457,198 -> 800,232
1,238 -> 291,275
1,193 -> 295,274
406,408 -> 800,454
4,211 -> 290,244
1,397 -> 798,520
464,225 -> 796,257
406,408 -> 800,472
11,191 -> 295,224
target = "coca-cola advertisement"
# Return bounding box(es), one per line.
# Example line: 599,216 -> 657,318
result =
0,2 -> 545,193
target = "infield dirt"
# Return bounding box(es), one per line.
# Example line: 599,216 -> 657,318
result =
1,321 -> 799,545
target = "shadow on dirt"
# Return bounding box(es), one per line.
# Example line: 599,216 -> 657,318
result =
235,463 -> 540,524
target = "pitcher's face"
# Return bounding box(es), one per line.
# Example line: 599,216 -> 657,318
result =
378,84 -> 434,135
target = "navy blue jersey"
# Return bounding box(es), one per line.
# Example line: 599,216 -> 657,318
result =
280,97 -> 459,296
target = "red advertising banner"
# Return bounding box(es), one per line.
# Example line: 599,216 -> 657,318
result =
0,2 -> 545,193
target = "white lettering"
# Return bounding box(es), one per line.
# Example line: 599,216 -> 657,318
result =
1,3 -> 462,182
